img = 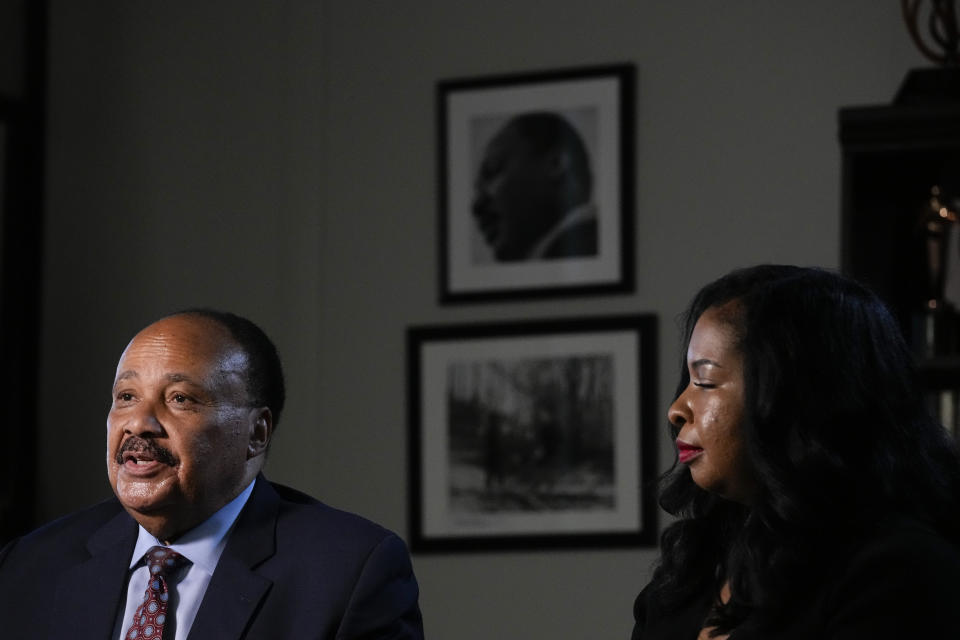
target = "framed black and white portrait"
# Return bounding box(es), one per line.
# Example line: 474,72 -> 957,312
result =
406,315 -> 657,552
437,64 -> 636,303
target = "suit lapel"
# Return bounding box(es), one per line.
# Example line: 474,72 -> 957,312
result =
50,509 -> 137,639
188,477 -> 278,640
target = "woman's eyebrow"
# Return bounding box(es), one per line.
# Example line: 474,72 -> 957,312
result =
691,358 -> 723,369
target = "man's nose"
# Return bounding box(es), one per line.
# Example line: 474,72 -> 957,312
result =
122,400 -> 165,435
472,191 -> 490,217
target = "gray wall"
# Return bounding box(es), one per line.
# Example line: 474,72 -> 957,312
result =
41,2 -> 919,638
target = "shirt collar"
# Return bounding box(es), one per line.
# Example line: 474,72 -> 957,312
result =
527,202 -> 597,259
129,478 -> 257,576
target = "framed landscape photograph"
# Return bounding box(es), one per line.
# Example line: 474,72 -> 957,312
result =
406,315 -> 657,552
437,64 -> 635,303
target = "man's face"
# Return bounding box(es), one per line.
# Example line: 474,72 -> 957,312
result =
472,124 -> 561,261
106,314 -> 263,541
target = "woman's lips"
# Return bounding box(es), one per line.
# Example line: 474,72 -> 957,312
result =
676,440 -> 704,464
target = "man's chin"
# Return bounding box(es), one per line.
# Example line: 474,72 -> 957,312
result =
114,475 -> 177,513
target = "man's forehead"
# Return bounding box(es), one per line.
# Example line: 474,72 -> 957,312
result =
131,314 -> 230,347
117,315 -> 248,376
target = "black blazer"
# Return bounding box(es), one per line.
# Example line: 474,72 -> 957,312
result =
632,517 -> 960,639
0,477 -> 424,639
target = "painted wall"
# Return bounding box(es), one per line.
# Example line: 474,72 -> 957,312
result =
41,2 -> 921,638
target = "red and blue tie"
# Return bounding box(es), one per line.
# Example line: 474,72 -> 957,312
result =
124,546 -> 190,640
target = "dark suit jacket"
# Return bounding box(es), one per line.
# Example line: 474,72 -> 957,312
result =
632,517 -> 960,639
0,477 -> 424,639
539,216 -> 598,260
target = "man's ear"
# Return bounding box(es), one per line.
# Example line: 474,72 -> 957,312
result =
247,407 -> 273,459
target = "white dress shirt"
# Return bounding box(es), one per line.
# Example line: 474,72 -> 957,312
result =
117,479 -> 256,640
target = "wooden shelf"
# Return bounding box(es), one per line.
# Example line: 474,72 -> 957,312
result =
839,69 -> 960,431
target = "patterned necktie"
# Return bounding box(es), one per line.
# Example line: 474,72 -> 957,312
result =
124,546 -> 190,640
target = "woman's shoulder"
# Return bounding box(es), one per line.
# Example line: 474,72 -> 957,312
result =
815,515 -> 960,636
635,516 -> 960,640
844,515 -> 960,575
632,582 -> 714,640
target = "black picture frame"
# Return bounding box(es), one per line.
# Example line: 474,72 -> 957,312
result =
437,64 -> 636,303
407,314 -> 657,552
0,0 -> 45,546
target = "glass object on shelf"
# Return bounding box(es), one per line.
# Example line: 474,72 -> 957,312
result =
927,387 -> 960,436
915,184 -> 960,358
922,185 -> 956,305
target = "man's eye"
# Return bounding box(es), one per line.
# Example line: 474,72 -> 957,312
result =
115,392 -> 134,402
171,393 -> 190,404
693,382 -> 716,389
480,159 -> 502,181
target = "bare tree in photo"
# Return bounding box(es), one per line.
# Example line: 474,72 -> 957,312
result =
446,354 -> 615,514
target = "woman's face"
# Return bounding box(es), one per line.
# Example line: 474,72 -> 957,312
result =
668,304 -> 755,503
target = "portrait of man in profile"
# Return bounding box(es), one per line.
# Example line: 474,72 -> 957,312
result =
470,110 -> 598,263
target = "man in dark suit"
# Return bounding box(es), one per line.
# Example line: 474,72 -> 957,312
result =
0,310 -> 424,639
472,111 -> 598,262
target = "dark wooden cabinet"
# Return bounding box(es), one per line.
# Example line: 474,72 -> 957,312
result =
840,68 -> 960,432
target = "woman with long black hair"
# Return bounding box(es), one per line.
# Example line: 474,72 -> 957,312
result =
633,265 -> 960,639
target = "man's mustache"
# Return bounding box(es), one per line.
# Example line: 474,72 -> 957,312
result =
116,437 -> 177,466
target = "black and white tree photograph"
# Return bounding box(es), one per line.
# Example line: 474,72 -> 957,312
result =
446,354 -> 615,514
408,316 -> 656,551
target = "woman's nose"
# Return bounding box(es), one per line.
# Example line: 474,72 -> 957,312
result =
667,390 -> 691,428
